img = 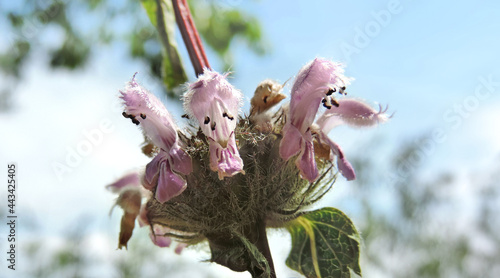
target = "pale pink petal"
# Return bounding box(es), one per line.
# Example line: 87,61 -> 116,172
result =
316,98 -> 388,134
289,58 -> 352,133
106,172 -> 140,193
209,133 -> 245,180
149,225 -> 172,248
295,136 -> 319,182
175,243 -> 188,254
183,69 -> 242,147
155,162 -> 187,203
144,151 -> 167,187
120,74 -> 179,152
279,123 -> 303,161
319,133 -> 356,181
169,146 -> 193,175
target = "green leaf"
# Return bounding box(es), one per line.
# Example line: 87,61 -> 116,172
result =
286,207 -> 362,278
140,0 -> 187,91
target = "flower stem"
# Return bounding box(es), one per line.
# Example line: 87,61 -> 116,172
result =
171,0 -> 210,76
252,218 -> 277,278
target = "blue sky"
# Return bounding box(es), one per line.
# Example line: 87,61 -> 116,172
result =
1,0 -> 500,277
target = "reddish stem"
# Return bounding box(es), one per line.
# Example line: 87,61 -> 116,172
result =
171,0 -> 210,76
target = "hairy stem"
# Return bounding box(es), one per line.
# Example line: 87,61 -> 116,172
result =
171,0 -> 210,76
251,219 -> 276,278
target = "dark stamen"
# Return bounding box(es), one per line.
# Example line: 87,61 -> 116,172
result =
223,112 -> 234,120
321,98 -> 327,103
181,114 -> 190,119
323,103 -> 332,109
341,86 -> 346,91
211,122 -> 216,131
131,118 -> 140,125
204,116 -> 210,124
326,88 -> 335,95
140,113 -> 146,119
122,112 -> 131,118
332,99 -> 340,107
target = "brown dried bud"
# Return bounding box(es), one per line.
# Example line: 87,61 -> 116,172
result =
250,79 -> 286,115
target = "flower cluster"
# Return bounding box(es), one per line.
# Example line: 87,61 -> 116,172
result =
108,58 -> 388,253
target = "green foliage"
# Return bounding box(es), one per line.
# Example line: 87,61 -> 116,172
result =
286,208 -> 361,278
140,0 -> 187,91
0,0 -> 266,101
190,0 -> 267,70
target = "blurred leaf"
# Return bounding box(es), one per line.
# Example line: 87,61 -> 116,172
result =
141,0 -> 187,91
194,4 -> 267,70
50,36 -> 90,69
0,40 -> 30,76
286,207 -> 361,278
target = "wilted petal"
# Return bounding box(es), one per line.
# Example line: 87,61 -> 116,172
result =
116,189 -> 142,215
137,203 -> 149,227
115,189 -> 142,250
156,162 -> 187,203
183,69 -> 242,147
250,79 -> 286,115
120,74 -> 179,152
209,133 -> 245,180
316,98 -> 389,134
106,172 -> 140,193
318,133 -> 356,181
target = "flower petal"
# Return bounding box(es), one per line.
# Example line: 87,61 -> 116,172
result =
106,172 -> 140,193
316,98 -> 389,133
169,146 -> 193,175
295,134 -> 319,182
183,69 -> 242,146
120,74 -> 179,151
144,151 -> 167,188
279,123 -> 303,161
209,133 -> 245,180
175,243 -> 188,254
155,161 -> 187,203
289,58 -> 352,133
149,225 -> 172,248
319,133 -> 356,181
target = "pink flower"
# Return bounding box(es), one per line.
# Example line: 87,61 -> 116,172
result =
149,224 -> 188,254
149,224 -> 173,248
106,172 -> 140,193
183,69 -> 245,179
280,58 -> 351,181
121,74 -> 192,203
315,98 -> 389,180
280,58 -> 387,182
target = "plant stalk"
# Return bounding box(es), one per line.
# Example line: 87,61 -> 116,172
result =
171,0 -> 210,76
251,219 -> 276,278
